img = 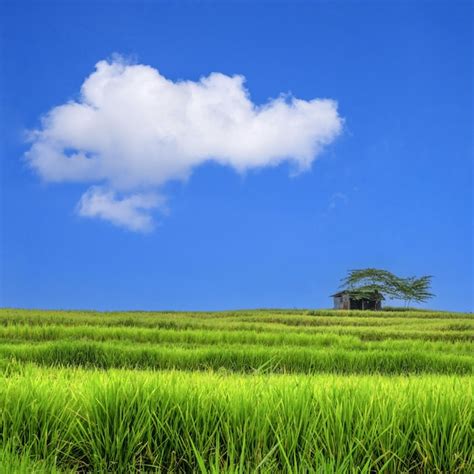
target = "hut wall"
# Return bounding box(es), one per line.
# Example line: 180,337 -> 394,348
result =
333,293 -> 382,310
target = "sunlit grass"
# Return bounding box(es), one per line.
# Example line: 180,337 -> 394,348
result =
0,340 -> 472,374
0,308 -> 472,472
1,368 -> 472,473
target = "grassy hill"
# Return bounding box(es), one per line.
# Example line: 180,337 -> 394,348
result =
0,308 -> 472,472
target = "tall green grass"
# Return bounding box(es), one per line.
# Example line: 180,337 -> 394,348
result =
0,308 -> 472,472
0,308 -> 472,374
1,309 -> 471,342
1,368 -> 472,473
0,340 -> 472,374
0,324 -> 473,349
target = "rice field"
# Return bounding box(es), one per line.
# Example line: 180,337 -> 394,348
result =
0,308 -> 472,472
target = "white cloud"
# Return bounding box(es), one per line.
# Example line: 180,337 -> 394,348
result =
328,192 -> 348,211
26,57 -> 343,231
77,187 -> 163,232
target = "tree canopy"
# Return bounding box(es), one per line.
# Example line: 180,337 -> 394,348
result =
341,268 -> 434,307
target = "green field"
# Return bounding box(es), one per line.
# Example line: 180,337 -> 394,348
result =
0,308 -> 472,472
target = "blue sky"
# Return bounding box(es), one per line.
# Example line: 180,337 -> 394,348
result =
1,1 -> 472,311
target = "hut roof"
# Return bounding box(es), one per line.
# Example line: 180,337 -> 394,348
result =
330,290 -> 385,300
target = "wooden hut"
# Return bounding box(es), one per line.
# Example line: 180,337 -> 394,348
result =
331,290 -> 383,310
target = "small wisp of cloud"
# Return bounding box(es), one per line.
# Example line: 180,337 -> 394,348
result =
26,57 -> 343,232
76,187 -> 166,233
328,192 -> 348,211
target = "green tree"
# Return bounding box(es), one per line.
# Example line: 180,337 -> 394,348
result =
395,275 -> 434,307
341,268 -> 434,307
341,268 -> 400,300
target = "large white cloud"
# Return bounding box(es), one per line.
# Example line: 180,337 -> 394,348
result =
26,58 -> 343,231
